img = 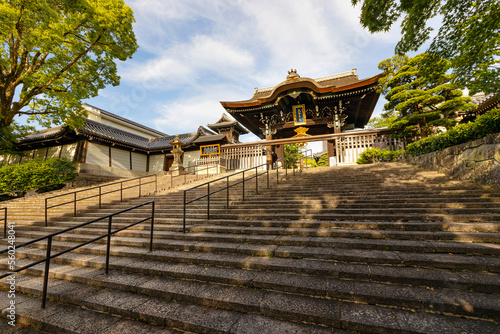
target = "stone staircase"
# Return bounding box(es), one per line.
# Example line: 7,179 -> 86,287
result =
1,163 -> 500,333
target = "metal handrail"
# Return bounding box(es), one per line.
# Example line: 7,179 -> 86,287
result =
45,173 -> 157,226
1,207 -> 6,238
182,149 -> 313,233
0,200 -> 155,308
170,162 -> 225,189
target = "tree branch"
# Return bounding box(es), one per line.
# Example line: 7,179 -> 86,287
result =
17,31 -> 105,109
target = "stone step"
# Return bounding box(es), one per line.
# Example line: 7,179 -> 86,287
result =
3,234 -> 500,273
6,226 -> 500,255
3,242 -> 500,293
30,210 -> 500,224
0,291 -> 180,334
2,260 -> 500,332
8,198 -> 500,213
71,206 -> 500,216
12,217 -> 500,232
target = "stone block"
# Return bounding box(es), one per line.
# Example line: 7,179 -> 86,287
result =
229,314 -> 332,334
260,292 -> 341,326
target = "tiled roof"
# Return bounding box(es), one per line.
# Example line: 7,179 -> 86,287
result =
472,93 -> 497,106
17,126 -> 67,143
83,120 -> 150,149
83,103 -> 168,137
193,134 -> 226,144
207,114 -> 249,134
17,120 -> 224,153
82,121 -> 216,151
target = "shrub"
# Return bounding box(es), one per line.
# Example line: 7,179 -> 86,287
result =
0,158 -> 78,196
316,152 -> 329,167
406,108 -> 500,156
356,148 -> 405,164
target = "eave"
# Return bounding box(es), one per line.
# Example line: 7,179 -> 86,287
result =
220,73 -> 383,109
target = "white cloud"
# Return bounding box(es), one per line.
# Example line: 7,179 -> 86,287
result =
119,34 -> 254,90
94,1 -> 405,137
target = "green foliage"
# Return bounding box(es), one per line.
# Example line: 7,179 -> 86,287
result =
406,108 -> 500,156
284,143 -> 304,168
367,109 -> 399,129
356,148 -> 405,164
303,156 -> 317,168
0,123 -> 35,155
0,0 -> 138,131
316,152 -> 329,167
380,53 -> 476,141
0,158 -> 77,195
352,0 -> 500,94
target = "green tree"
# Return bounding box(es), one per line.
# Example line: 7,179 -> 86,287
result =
366,55 -> 407,129
381,53 -> 476,141
284,143 -> 304,168
352,0 -> 500,94
0,0 -> 138,144
367,110 -> 399,129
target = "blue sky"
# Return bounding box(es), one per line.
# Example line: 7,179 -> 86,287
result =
83,0 -> 406,143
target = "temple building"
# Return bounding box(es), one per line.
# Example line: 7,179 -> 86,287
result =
220,69 -> 382,140
220,69 -> 394,165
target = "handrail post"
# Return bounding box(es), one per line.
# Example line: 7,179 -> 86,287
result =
255,166 -> 258,195
276,162 -> 279,184
285,162 -> 288,180
120,182 -> 123,202
267,164 -> 269,189
150,201 -> 155,252
155,174 -> 158,194
74,192 -> 77,217
242,171 -> 245,201
105,215 -> 112,275
41,236 -> 52,308
207,183 -> 210,220
183,191 -> 187,233
99,187 -> 102,209
45,198 -> 48,227
226,176 -> 229,209
171,174 -> 173,189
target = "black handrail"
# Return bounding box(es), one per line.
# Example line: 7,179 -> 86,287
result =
170,162 -> 225,189
1,207 -> 6,238
182,149 -> 312,233
45,173 -> 157,226
0,200 -> 155,308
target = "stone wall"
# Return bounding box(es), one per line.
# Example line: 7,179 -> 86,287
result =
405,132 -> 500,188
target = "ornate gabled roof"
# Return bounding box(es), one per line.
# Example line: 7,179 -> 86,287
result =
207,113 -> 249,134
221,69 -> 375,108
